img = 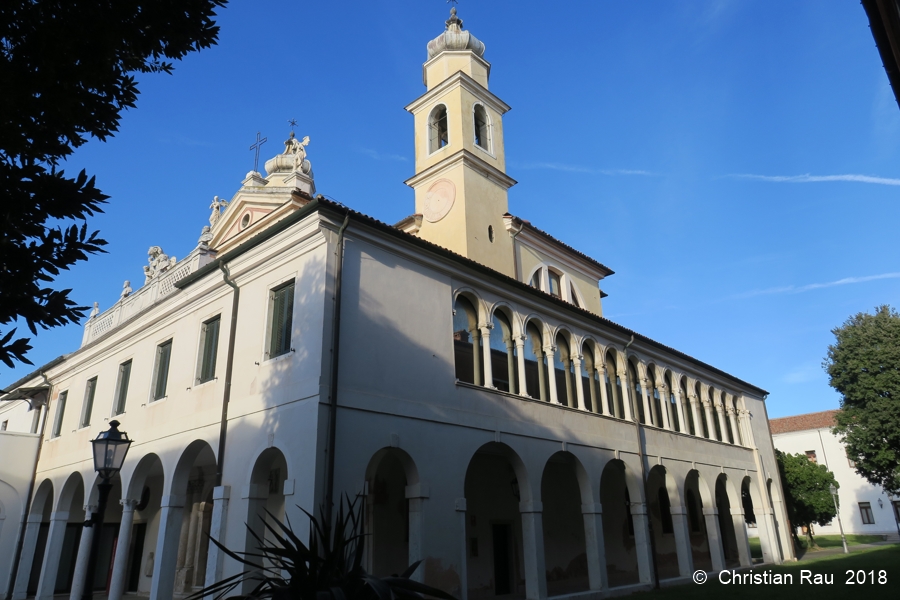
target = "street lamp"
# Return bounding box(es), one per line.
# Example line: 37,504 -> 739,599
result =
829,484 -> 849,555
82,420 -> 132,600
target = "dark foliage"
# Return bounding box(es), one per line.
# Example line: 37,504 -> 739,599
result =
0,0 -> 227,368
776,450 -> 839,549
190,495 -> 457,600
826,305 -> 900,495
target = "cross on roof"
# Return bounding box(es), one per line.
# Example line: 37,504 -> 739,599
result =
249,131 -> 267,173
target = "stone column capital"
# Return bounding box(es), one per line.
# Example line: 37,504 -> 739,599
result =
120,498 -> 139,510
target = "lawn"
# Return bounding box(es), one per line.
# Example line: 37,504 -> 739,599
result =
636,545 -> 900,600
748,534 -> 884,558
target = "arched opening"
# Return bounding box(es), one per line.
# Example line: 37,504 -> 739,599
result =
684,471 -> 712,572
695,383 -> 708,438
645,467 -> 679,580
665,372 -> 680,432
627,361 -> 644,424
548,270 -> 562,299
489,309 -> 517,394
716,476 -> 740,568
453,295 -> 482,386
647,366 -> 661,427
542,453 -> 589,595
244,448 -> 289,588
473,104 -> 491,151
553,333 -> 574,407
429,105 -> 449,153
604,350 -> 624,418
25,480 -> 54,596
680,378 -> 694,435
709,388 -> 722,441
36,474 -> 89,597
581,343 -> 599,413
365,448 -> 418,577
569,282 -> 581,308
600,460 -> 639,587
464,443 -> 527,599
523,321 -> 547,401
124,453 -> 165,595
741,477 -> 761,561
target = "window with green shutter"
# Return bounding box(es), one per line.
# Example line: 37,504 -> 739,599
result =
52,391 -> 68,437
268,282 -> 295,358
114,360 -> 132,415
81,377 -> 97,427
198,316 -> 220,383
153,340 -> 173,400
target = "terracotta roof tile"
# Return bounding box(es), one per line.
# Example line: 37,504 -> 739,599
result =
769,410 -> 839,435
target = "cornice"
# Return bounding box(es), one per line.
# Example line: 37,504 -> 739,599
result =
405,70 -> 510,115
404,148 -> 517,190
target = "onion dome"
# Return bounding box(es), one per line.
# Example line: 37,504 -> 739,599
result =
426,7 -> 485,59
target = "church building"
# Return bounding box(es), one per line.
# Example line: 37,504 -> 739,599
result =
0,8 -> 794,600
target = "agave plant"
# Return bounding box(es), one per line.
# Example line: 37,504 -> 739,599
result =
188,494 -> 457,600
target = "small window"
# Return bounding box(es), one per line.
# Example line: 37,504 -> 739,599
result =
805,450 -> 817,463
152,340 -> 173,400
30,408 -> 41,433
473,104 -> 490,150
241,213 -> 251,229
268,282 -> 295,359
429,105 -> 449,153
113,361 -> 132,415
548,271 -> 562,299
570,282 -> 581,308
52,391 -> 67,438
487,225 -> 494,243
1,420 -> 7,431
80,377 -> 97,427
859,502 -> 875,524
530,269 -> 542,289
197,316 -> 221,383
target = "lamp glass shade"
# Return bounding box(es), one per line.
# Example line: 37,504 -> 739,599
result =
91,420 -> 132,480
830,484 -> 837,495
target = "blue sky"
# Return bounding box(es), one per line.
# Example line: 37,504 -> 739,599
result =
6,1 -> 900,419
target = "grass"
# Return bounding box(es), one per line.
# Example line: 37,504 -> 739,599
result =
795,534 -> 884,550
635,545 -> 900,600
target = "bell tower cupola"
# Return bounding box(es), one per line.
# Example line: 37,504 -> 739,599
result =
403,7 -> 516,276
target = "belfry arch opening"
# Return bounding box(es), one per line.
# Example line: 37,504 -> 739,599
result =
429,105 -> 449,153
473,104 -> 491,151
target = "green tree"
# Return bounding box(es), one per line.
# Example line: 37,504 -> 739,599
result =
776,450 -> 838,549
0,0 -> 227,369
825,305 -> 900,495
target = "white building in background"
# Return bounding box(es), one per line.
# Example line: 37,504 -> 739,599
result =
770,410 -> 900,541
0,8 -> 794,600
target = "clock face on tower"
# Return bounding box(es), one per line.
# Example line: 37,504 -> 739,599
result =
423,178 -> 456,222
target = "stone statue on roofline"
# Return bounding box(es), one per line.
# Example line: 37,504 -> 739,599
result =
283,131 -> 312,174
89,302 -> 100,319
143,246 -> 177,284
209,195 -> 229,227
120,280 -> 132,299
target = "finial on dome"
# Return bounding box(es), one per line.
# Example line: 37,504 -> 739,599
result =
427,5 -> 485,59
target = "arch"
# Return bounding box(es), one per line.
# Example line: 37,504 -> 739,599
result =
715,474 -> 741,567
428,104 -> 449,153
599,459 -> 639,587
522,318 -> 548,401
646,364 -> 661,427
580,340 -> 601,414
663,370 -> 680,432
453,294 -> 483,386
125,452 -> 165,501
473,103 -> 492,152
488,306 -> 518,394
684,470 -> 713,571
31,479 -> 54,517
541,452 -> 591,595
553,329 -> 575,407
627,358 -> 644,424
242,447 -> 290,591
364,447 -> 421,578
604,348 -> 625,418
645,465 -> 681,580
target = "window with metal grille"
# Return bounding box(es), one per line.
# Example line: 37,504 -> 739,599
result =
52,391 -> 67,437
80,377 -> 97,427
198,316 -> 221,383
859,502 -> 875,525
268,282 -> 295,359
113,361 -> 132,415
153,340 -> 173,400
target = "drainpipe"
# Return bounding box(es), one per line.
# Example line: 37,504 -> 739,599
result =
323,214 -> 351,526
6,378 -> 50,600
625,335 -> 660,589
509,218 -> 525,282
216,262 -> 241,487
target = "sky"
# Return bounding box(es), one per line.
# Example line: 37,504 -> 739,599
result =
5,1 -> 900,419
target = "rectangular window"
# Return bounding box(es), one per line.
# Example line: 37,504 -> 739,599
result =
52,391 -> 68,438
152,340 -> 173,400
805,450 -> 817,463
80,377 -> 97,427
859,502 -> 875,525
267,282 -> 294,359
30,408 -> 41,434
113,360 -> 132,415
1,420 -> 7,431
197,316 -> 221,383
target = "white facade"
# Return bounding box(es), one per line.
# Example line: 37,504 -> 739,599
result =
0,9 -> 795,600
771,411 -> 900,540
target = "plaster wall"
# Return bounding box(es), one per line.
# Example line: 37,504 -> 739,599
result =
0,432 -> 39,599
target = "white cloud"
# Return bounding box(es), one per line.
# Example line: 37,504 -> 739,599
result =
729,173 -> 900,186
733,272 -> 900,299
783,363 -> 822,384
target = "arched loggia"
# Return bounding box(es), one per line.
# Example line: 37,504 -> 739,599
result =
541,452 -> 590,595
365,448 -> 421,578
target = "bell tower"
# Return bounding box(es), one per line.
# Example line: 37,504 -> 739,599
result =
404,8 -> 516,276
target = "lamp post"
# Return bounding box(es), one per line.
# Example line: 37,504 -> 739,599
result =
82,420 -> 132,600
829,484 -> 849,555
